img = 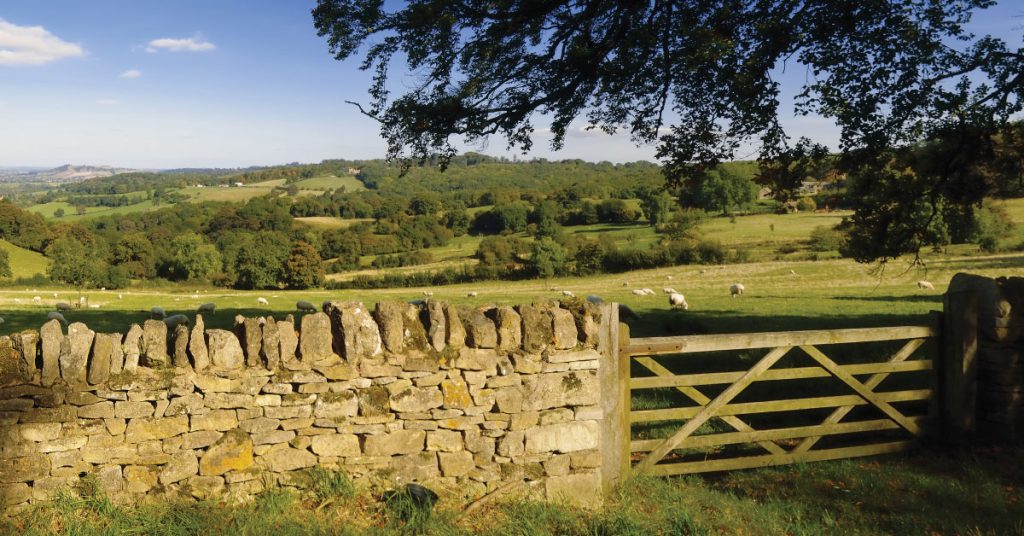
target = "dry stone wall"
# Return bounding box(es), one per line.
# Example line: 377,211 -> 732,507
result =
0,300 -> 611,510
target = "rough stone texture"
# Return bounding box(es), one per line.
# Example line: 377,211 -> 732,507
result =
363,430 -> 425,456
438,451 -> 475,477
310,434 -> 360,457
525,421 -> 599,453
441,378 -> 473,409
89,333 -> 118,384
374,301 -> 407,353
141,320 -> 169,367
125,415 -> 189,443
39,320 -> 63,387
261,317 -> 281,370
461,306 -> 498,349
200,430 -> 254,476
62,322 -> 95,385
241,317 -> 263,368
492,307 -> 522,352
260,448 -> 317,473
189,314 -> 210,371
551,308 -> 579,350
172,324 -> 191,368
390,386 -> 444,413
518,306 -> 553,354
160,450 -> 198,485
123,324 -> 143,372
299,312 -> 336,364
426,300 -> 447,352
521,371 -> 599,411
11,330 -> 39,378
314,391 -> 358,418
278,319 -> 299,369
327,302 -> 383,364
207,330 -> 244,369
444,303 -> 466,350
0,337 -> 26,387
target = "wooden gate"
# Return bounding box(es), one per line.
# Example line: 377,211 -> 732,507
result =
619,319 -> 940,476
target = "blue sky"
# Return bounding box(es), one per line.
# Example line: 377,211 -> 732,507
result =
0,1 -> 1021,169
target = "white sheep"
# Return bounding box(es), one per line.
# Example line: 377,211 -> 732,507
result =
55,302 -> 71,312
663,288 -> 678,294
164,314 -> 190,331
631,289 -> 646,296
641,288 -> 656,296
197,302 -> 216,315
730,283 -> 745,297
917,280 -> 935,290
790,269 -> 797,276
422,291 -> 434,297
14,298 -> 20,304
52,292 -> 58,298
190,294 -> 200,299
669,292 -> 689,310
32,296 -> 41,303
296,300 -> 317,313
467,291 -> 478,298
257,297 -> 269,305
150,306 -> 166,320
118,293 -> 123,299
46,311 -> 67,325
666,275 -> 673,280
562,290 -> 575,297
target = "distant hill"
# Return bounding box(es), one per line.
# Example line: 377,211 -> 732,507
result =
0,164 -> 139,184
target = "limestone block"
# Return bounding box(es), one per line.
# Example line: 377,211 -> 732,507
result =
278,318 -> 300,369
252,430 -> 295,445
160,450 -> 199,485
317,363 -> 358,380
0,483 -> 31,506
78,401 -> 115,419
492,306 -> 522,351
438,451 -> 475,477
525,421 -> 599,453
0,337 -> 28,388
191,410 -> 239,432
441,378 -> 472,409
264,405 -> 312,419
426,300 -> 446,352
0,453 -> 49,482
550,308 -> 579,350
165,394 -> 204,416
19,423 -> 60,442
363,430 -> 425,456
96,464 -> 123,492
545,473 -> 602,508
240,317 -> 263,368
497,431 -> 525,458
426,429 -> 463,452
314,391 -> 358,418
172,324 -> 190,368
260,447 -> 317,473
200,430 -> 254,476
40,320 -> 64,386
115,400 -> 154,419
261,316 -> 281,370
570,449 -> 602,469
299,312 -> 336,364
62,322 -> 94,384
181,430 -> 223,450
124,465 -> 158,493
90,333 -> 121,384
518,305 -> 552,354
390,385 -> 443,413
189,314 -> 210,371
521,371 -> 599,411
122,323 -> 143,372
206,329 -> 244,369
11,330 -> 39,378
239,417 -> 281,434
310,434 -> 360,457
461,306 -> 498,349
391,452 -> 439,481
494,387 -> 524,413
141,319 -> 168,367
188,475 -> 226,500
124,415 -> 189,443
204,393 -> 255,409
444,303 -> 467,349
327,301 -> 383,364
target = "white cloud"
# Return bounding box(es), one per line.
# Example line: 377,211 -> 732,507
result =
145,37 -> 215,53
119,69 -> 141,79
95,99 -> 118,106
0,18 -> 84,66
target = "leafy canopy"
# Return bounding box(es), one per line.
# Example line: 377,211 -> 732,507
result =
313,0 -> 1023,262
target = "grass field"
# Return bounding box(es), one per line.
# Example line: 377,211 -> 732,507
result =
0,239 -> 48,279
26,200 -> 160,222
294,216 -> 373,230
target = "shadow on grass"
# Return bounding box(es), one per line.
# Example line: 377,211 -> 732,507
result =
626,308 -> 934,338
0,308 -> 317,335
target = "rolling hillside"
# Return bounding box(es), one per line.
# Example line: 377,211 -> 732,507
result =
0,240 -> 48,279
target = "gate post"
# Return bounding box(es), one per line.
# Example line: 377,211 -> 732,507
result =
941,290 -> 978,443
598,303 -> 629,492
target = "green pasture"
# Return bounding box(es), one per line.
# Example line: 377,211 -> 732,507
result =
294,217 -> 373,230
178,185 -> 277,203
26,200 -> 159,222
291,174 -> 366,191
0,239 -> 48,278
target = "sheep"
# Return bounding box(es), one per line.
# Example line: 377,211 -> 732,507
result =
88,304 -> 101,309
52,292 -> 58,298
467,291 -> 478,298
917,280 -> 935,290
46,311 -> 67,325
562,290 -> 575,297
32,296 -> 41,303
117,293 -> 123,300
663,288 -> 678,295
730,283 -> 745,297
790,269 -> 797,276
666,275 -> 673,280
586,295 -> 604,305
257,297 -> 269,305
197,302 -> 216,315
422,291 -> 434,297
669,292 -> 689,310
55,302 -> 71,312
13,298 -> 20,304
296,300 -> 317,313
321,301 -> 332,312
190,294 -> 200,299
631,289 -> 646,296
641,288 -> 655,296
150,306 -> 166,320
164,314 -> 190,331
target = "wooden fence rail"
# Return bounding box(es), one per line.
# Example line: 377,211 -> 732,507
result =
616,316 -> 941,477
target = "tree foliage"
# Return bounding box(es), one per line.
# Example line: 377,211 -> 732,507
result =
314,0 -> 1024,262
0,249 -> 11,279
282,241 -> 325,289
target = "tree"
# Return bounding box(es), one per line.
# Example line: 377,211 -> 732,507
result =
680,168 -> 757,215
531,238 -> 568,285
282,241 -> 325,289
314,0 -> 1024,263
638,187 -> 673,227
168,233 -> 221,281
113,233 -> 156,279
0,249 -> 11,279
46,237 -> 101,288
53,208 -> 65,218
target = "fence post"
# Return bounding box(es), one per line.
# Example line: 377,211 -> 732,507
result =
598,303 -> 628,492
941,290 -> 978,443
